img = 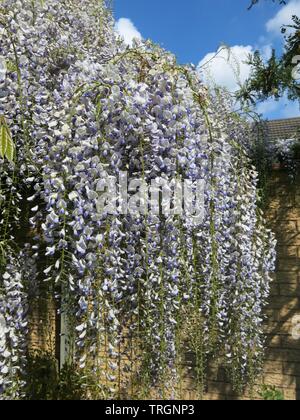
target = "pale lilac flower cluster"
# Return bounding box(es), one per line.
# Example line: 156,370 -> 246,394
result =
0,0 -> 276,398
270,138 -> 300,176
0,251 -> 28,399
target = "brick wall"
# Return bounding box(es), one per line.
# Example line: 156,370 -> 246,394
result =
28,295 -> 60,359
262,170 -> 300,400
193,169 -> 300,400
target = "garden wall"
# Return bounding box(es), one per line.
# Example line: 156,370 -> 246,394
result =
194,169 -> 300,400
28,170 -> 300,400
28,297 -> 60,363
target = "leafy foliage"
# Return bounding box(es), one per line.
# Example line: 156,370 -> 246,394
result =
259,385 -> 285,400
248,0 -> 286,10
238,14 -> 300,104
25,352 -> 85,400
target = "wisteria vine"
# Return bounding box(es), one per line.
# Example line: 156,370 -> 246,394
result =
0,0 -> 276,399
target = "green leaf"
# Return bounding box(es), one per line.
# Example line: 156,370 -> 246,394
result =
5,132 -> 15,162
0,117 -> 15,162
0,123 -> 7,158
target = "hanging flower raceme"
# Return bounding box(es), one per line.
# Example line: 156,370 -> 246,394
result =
270,138 -> 300,178
0,249 -> 28,399
0,0 -> 276,400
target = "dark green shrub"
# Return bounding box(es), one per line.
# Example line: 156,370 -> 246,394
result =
25,352 -> 85,400
258,385 -> 285,401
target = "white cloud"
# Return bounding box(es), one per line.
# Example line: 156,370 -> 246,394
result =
197,44 -> 299,119
115,18 -> 142,46
197,45 -> 254,92
266,0 -> 300,35
198,43 -> 273,93
195,2 -> 300,119
260,43 -> 273,60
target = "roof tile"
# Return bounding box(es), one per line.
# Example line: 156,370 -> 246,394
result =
266,117 -> 300,141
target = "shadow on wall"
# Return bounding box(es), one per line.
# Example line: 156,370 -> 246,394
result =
185,169 -> 300,400
263,169 -> 300,401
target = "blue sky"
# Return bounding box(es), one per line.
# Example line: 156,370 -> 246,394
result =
114,0 -> 300,120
